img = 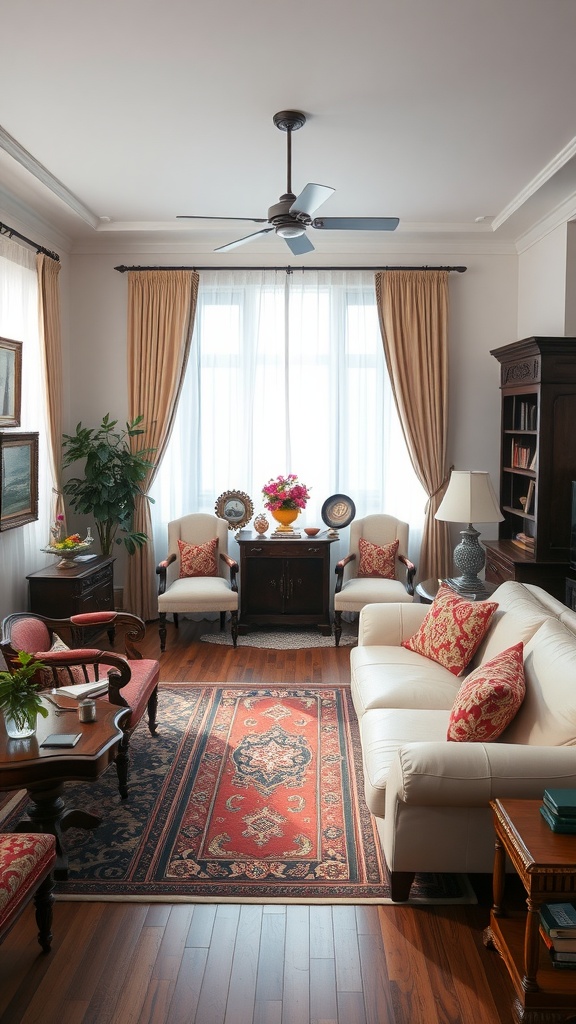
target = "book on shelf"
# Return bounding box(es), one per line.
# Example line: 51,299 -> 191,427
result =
540,804 -> 576,833
540,927 -> 576,963
543,789 -> 576,816
51,679 -> 109,700
540,902 -> 576,938
539,926 -> 576,953
524,479 -> 535,514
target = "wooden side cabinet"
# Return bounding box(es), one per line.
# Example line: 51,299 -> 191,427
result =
237,535 -> 336,634
27,556 -> 115,619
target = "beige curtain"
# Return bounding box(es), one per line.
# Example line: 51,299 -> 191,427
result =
124,270 -> 199,619
375,270 -> 452,581
36,254 -> 66,533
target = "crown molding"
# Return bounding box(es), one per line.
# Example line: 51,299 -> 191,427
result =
493,135 -> 576,231
514,190 -> 576,254
0,186 -> 72,254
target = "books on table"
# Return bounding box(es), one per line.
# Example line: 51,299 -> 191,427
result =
540,789 -> 576,833
540,904 -> 576,968
51,679 -> 108,700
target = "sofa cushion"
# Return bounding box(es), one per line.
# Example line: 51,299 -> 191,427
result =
178,537 -> 218,578
351,646 -> 461,718
360,708 -> 450,817
502,618 -> 576,746
357,537 -> 398,578
401,583 -> 498,675
446,642 -> 525,742
471,581 -> 555,668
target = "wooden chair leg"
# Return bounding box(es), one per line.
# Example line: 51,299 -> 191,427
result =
220,611 -> 226,630
159,612 -> 167,652
173,613 -> 179,629
34,870 -> 55,953
334,611 -> 342,647
231,611 -> 238,648
115,733 -> 130,799
147,686 -> 158,736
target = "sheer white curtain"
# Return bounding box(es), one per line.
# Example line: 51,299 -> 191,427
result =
150,269 -> 425,573
0,237 -> 52,622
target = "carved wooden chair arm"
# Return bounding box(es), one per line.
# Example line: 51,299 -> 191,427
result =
33,648 -> 132,707
156,552 -> 177,595
220,552 -> 239,592
399,554 -> 417,595
335,552 -> 356,594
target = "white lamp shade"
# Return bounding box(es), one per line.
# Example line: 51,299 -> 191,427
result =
435,470 -> 504,524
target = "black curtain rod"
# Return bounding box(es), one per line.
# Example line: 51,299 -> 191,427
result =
114,263 -> 467,274
0,221 -> 60,262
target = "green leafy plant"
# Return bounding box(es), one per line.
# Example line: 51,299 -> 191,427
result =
62,414 -> 156,556
0,652 -> 49,732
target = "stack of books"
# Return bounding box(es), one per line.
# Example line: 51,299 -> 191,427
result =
540,902 -> 576,968
540,789 -> 576,833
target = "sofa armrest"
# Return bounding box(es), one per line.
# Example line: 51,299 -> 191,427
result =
357,602 -> 428,647
385,741 -> 576,812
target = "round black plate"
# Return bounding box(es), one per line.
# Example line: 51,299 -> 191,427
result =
321,494 -> 356,529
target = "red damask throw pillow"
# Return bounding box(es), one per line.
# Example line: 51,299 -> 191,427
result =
446,642 -> 525,741
178,537 -> 218,578
357,537 -> 399,578
401,583 -> 498,675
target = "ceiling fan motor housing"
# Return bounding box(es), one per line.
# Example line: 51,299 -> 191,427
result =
268,193 -> 308,237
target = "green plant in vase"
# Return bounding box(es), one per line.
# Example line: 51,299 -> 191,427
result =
62,414 -> 156,556
0,652 -> 49,738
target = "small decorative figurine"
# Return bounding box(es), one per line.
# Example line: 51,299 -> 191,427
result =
254,513 -> 269,535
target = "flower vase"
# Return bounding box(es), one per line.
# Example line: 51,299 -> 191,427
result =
271,508 -> 300,533
4,711 -> 37,739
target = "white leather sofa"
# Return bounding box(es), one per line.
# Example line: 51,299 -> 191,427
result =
351,580 -> 576,901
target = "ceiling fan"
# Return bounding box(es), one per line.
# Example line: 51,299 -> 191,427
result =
177,110 -> 399,255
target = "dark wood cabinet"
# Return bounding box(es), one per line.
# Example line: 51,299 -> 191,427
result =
485,337 -> 576,601
237,535 -> 336,633
27,556 -> 115,619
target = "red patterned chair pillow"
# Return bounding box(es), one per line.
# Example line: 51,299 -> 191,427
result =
178,537 -> 219,578
401,583 -> 498,675
447,642 -> 525,741
357,537 -> 399,578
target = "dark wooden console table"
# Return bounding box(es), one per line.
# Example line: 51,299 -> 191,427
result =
237,533 -> 337,634
27,555 -> 115,642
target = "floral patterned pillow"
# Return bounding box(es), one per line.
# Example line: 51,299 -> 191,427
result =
357,537 -> 399,578
447,643 -> 525,741
401,583 -> 498,675
178,537 -> 218,578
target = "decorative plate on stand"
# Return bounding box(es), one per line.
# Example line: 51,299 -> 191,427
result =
215,490 -> 254,530
321,494 -> 356,530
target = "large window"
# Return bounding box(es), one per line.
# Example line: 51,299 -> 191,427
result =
150,269 -> 425,562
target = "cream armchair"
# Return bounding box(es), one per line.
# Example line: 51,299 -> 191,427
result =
156,513 -> 239,650
333,514 -> 416,646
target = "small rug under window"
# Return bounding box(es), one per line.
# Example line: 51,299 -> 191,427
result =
2,683 -> 475,905
200,627 -> 357,648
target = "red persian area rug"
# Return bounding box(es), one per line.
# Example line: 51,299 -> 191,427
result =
1,684 -> 475,904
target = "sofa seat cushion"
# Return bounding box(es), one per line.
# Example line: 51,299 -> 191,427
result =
351,646 -> 461,718
158,576 -> 238,613
360,708 -> 450,817
334,577 -> 413,612
502,618 -> 576,746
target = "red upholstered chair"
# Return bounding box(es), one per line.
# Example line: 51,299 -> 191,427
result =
0,610 -> 160,799
0,832 -> 56,953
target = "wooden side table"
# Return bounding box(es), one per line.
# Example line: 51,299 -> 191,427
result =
415,576 -> 498,604
27,556 -> 115,642
483,797 -> 576,1023
237,533 -> 337,634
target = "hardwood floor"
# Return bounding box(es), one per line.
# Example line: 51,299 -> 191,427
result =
0,618 -> 519,1024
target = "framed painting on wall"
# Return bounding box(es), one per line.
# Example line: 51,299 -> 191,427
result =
0,432 -> 39,531
0,338 -> 22,427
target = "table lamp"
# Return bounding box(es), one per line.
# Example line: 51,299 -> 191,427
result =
435,470 -> 503,598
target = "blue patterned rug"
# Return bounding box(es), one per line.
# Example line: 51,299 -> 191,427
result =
2,683 -> 476,905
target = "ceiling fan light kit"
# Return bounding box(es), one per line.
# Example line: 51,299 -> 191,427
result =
178,110 -> 399,253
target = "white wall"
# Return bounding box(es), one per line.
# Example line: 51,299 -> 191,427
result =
517,223 -> 569,338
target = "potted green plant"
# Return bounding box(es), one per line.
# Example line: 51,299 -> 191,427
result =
61,414 -> 156,556
0,652 -> 49,738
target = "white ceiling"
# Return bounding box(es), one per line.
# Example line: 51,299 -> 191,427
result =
2,0 -> 576,258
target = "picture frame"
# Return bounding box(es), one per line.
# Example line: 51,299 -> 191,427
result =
0,337 -> 22,427
214,489 -> 254,530
0,432 -> 39,531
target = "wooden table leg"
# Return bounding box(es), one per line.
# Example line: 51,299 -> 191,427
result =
15,783 -> 101,880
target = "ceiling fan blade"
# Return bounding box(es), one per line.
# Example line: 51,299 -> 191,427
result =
283,233 -> 315,256
177,215 -> 268,223
290,183 -> 335,219
312,216 -> 400,232
214,228 -> 274,253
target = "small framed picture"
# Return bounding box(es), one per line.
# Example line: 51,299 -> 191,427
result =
0,432 -> 39,531
0,338 -> 22,427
